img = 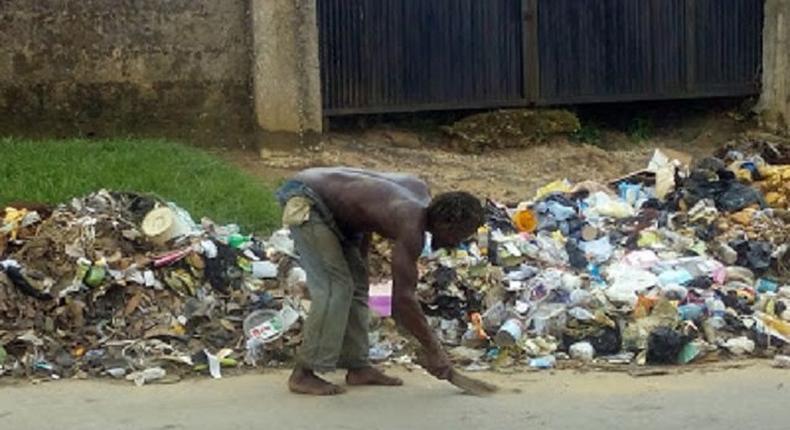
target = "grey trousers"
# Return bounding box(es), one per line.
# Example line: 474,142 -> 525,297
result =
289,208 -> 371,372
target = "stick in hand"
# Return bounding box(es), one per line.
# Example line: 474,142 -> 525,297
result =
448,368 -> 499,396
416,350 -> 499,395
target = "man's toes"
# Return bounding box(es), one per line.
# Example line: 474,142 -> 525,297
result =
347,369 -> 404,386
378,374 -> 403,386
321,383 -> 346,395
387,376 -> 404,386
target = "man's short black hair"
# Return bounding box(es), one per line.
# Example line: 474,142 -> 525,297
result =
427,192 -> 485,232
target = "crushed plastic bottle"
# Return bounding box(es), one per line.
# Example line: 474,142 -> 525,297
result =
126,367 -> 166,386
528,355 -> 557,369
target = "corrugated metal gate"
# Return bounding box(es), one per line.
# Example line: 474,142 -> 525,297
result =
318,0 -> 763,115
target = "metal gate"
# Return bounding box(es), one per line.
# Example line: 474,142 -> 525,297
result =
318,0 -> 763,115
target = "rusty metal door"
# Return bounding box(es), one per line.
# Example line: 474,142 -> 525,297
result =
536,0 -> 763,104
317,0 -> 527,115
318,0 -> 763,115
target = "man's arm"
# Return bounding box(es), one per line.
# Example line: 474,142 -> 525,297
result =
390,237 -> 452,379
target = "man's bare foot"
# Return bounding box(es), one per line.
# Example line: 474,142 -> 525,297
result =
288,367 -> 346,395
346,367 -> 404,386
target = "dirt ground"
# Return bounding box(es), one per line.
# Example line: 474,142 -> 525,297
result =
224,103 -> 771,203
2,362 -> 788,430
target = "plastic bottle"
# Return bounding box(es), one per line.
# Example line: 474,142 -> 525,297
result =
476,226 -> 489,257
528,355 -> 557,369
513,209 -> 538,233
228,233 -> 251,249
84,258 -> 107,288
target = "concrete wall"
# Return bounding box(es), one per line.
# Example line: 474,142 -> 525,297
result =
757,0 -> 790,135
251,0 -> 322,141
0,0 -> 254,142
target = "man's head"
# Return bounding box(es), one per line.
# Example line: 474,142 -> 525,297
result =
426,192 -> 485,249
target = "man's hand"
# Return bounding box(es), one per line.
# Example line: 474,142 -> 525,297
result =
390,235 -> 453,381
416,349 -> 453,380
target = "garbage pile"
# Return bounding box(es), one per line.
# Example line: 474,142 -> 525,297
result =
415,147 -> 790,370
1,144 -> 789,383
1,191 -> 309,383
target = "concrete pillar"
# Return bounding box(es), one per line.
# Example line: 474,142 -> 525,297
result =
756,0 -> 790,135
250,0 -> 323,141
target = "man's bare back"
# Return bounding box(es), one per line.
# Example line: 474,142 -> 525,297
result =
294,167 -> 431,241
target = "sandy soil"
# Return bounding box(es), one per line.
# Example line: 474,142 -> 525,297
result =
223,107 -> 755,202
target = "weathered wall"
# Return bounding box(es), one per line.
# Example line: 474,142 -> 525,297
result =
0,0 -> 254,141
757,0 -> 790,135
250,0 -> 322,141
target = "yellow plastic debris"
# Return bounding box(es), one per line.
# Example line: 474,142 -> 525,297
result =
2,207 -> 28,241
534,179 -> 572,200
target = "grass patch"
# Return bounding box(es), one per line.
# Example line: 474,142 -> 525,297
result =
0,138 -> 280,234
572,122 -> 604,145
628,116 -> 654,142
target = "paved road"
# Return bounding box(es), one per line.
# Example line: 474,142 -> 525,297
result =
1,362 -> 788,430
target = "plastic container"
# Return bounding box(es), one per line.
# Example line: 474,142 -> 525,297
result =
528,355 -> 557,369
569,341 -> 595,362
228,233 -> 251,249
368,281 -> 393,317
243,305 -> 299,344
513,209 -> 538,233
495,319 -> 525,347
141,207 -> 191,245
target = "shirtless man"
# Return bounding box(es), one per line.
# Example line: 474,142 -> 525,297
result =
276,167 -> 484,395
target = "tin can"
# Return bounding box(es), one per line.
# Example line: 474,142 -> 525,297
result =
494,319 -> 524,347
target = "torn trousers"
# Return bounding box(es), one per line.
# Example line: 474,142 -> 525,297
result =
276,180 -> 370,372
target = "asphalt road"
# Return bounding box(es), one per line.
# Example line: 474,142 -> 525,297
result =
1,362 -> 788,430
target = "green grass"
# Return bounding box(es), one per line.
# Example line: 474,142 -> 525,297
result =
628,116 -> 654,142
572,122 -> 603,145
0,138 -> 280,234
